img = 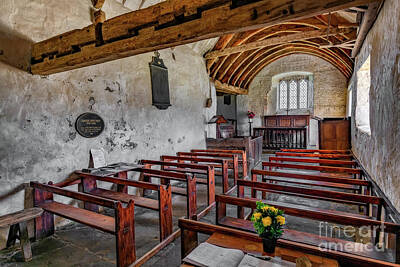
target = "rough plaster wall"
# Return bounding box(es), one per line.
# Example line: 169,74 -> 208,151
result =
0,0 -> 217,229
245,54 -> 348,130
350,0 -> 400,212
236,95 -> 249,136
217,95 -> 236,120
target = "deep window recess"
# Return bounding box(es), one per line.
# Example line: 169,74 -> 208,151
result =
279,77 -> 309,110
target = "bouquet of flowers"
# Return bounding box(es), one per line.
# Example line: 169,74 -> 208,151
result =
251,201 -> 285,252
247,111 -> 255,119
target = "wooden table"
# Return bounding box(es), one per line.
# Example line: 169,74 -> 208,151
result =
183,232 -> 339,267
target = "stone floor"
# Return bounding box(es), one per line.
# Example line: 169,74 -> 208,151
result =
0,154 -> 362,266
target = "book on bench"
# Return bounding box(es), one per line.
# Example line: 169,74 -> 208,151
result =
183,243 -> 295,267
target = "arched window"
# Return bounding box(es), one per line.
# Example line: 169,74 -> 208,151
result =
279,77 -> 309,110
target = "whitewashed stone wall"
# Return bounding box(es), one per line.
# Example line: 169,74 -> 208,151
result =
350,0 -> 400,212
0,0 -> 217,236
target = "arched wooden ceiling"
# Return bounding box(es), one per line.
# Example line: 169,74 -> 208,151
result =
205,12 -> 360,94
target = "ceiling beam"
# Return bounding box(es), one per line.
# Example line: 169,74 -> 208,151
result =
205,27 -> 354,59
351,1 -> 383,57
214,80 -> 248,95
31,0 -> 378,75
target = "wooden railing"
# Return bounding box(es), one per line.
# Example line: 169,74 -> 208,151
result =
256,127 -> 307,149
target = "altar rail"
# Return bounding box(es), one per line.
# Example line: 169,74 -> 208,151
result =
255,127 -> 307,149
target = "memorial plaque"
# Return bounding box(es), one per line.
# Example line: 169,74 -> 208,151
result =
75,112 -> 105,138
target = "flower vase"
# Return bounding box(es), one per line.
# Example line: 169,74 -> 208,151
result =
262,237 -> 277,253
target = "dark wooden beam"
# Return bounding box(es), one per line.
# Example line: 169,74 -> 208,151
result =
31,0 -> 378,75
351,1 -> 383,57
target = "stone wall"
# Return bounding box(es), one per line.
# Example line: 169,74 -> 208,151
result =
350,0 -> 400,212
0,0 -> 217,229
245,54 -> 348,129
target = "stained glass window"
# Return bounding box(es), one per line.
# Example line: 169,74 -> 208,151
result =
289,80 -> 297,109
299,79 -> 308,108
279,81 -> 287,109
278,77 -> 309,110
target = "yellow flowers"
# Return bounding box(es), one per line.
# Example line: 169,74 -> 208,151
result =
262,216 -> 272,227
253,212 -> 262,220
252,201 -> 285,239
269,207 -> 278,214
277,215 -> 285,225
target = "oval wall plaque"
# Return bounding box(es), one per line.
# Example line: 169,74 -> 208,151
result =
75,112 -> 105,138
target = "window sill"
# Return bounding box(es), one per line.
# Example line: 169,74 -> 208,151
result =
357,125 -> 371,136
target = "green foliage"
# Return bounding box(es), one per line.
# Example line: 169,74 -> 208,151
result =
251,201 -> 285,239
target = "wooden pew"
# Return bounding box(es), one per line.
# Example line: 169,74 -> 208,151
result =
191,149 -> 248,177
140,159 -> 215,219
238,179 -> 383,219
161,155 -> 233,194
178,219 -> 400,267
176,152 -> 239,183
31,181 -> 135,267
275,152 -> 353,159
269,156 -> 358,167
215,194 -> 400,265
252,169 -> 371,194
78,167 -> 198,220
262,161 -> 362,179
280,149 -> 352,154
0,208 -> 43,262
75,171 -> 173,241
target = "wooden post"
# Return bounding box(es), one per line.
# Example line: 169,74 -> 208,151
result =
187,175 -> 197,220
233,155 -> 239,185
81,176 -> 99,212
242,151 -> 248,178
115,200 -> 136,267
158,185 -> 173,241
116,171 -> 128,193
33,184 -> 54,240
207,167 -> 216,206
237,181 -> 244,219
19,221 -> 32,261
216,200 -> 226,225
181,227 -> 198,259
396,231 -> 400,264
222,160 -> 229,193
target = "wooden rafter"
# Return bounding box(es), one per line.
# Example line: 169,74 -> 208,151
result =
31,0 -> 377,75
214,80 -> 248,95
205,27 -> 354,59
205,4 -> 374,90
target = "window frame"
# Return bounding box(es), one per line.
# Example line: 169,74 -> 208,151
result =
278,76 -> 310,111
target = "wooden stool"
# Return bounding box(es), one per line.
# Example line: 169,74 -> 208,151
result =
0,208 -> 43,261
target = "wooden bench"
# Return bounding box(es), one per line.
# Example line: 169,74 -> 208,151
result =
262,161 -> 362,179
270,156 -> 358,167
79,167 -> 197,220
75,171 -> 173,241
215,194 -> 400,265
177,152 -> 239,183
252,169 -> 372,194
30,181 -> 135,267
275,152 -> 354,159
140,159 -> 215,219
191,149 -> 248,177
161,155 -> 234,194
280,149 -> 352,154
0,208 -> 43,262
238,178 -> 383,219
179,219 -> 399,267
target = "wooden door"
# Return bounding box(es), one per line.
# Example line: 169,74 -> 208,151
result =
319,119 -> 350,150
